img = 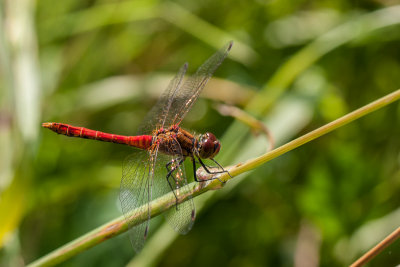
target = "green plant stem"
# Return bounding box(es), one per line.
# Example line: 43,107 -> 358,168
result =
207,89 -> 400,180
27,89 -> 400,267
350,226 -> 400,267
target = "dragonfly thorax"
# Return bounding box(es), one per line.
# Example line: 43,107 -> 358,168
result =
196,132 -> 221,159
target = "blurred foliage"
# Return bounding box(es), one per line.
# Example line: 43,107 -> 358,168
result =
1,0 -> 399,266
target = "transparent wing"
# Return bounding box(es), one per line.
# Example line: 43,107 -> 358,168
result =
137,63 -> 188,135
120,148 -> 157,253
152,141 -> 196,234
165,41 -> 233,126
120,139 -> 195,252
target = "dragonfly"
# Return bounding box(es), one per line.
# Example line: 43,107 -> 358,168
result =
42,41 -> 233,252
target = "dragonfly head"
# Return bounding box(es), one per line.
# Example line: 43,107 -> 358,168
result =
197,132 -> 221,159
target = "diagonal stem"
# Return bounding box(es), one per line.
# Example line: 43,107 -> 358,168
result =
215,89 -> 400,181
350,226 -> 400,267
27,89 -> 400,267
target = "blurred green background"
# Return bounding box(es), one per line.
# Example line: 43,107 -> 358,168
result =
1,0 -> 399,266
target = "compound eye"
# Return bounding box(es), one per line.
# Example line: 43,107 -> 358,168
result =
198,133 -> 221,159
214,142 -> 220,152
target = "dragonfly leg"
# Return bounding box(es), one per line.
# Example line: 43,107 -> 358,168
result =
192,158 -> 199,182
165,158 -> 185,210
211,158 -> 233,178
194,159 -> 213,169
191,158 -> 219,183
194,157 -> 231,183
165,162 -> 179,203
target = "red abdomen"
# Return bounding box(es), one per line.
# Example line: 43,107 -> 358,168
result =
42,122 -> 152,149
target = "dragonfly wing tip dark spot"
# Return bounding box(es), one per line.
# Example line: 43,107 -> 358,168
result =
228,41 -> 234,50
191,210 -> 196,221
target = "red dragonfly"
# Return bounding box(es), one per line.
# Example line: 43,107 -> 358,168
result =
42,41 -> 233,252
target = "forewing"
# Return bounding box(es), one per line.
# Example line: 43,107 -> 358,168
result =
165,41 -> 233,126
120,149 -> 156,252
137,63 -> 188,134
152,140 -> 196,234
